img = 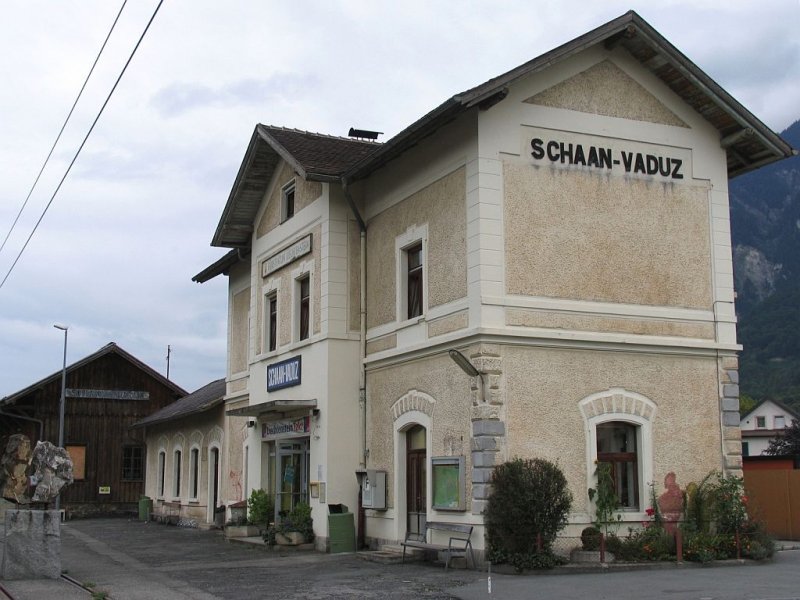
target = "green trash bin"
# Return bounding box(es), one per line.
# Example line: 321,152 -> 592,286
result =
328,512 -> 356,553
138,495 -> 152,522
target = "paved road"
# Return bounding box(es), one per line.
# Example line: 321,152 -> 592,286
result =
448,551 -> 800,600
4,518 -> 799,600
59,518 -> 482,599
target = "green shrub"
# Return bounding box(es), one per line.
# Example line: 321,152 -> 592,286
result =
739,519 -> 775,560
607,526 -> 674,562
485,458 -> 572,572
682,530 -> 733,563
247,489 -> 274,528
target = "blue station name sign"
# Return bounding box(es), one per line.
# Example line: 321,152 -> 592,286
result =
267,356 -> 301,392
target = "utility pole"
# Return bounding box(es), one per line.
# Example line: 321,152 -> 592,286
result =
166,345 -> 171,379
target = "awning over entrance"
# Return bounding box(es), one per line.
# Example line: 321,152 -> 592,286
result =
226,399 -> 317,419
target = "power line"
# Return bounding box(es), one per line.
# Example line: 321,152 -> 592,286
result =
0,0 -> 128,257
0,0 -> 165,290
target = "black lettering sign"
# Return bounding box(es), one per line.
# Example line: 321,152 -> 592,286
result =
531,138 -> 545,160
530,136 -> 684,180
671,158 -> 684,179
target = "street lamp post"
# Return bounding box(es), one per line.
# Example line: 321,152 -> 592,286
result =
54,323 -> 68,511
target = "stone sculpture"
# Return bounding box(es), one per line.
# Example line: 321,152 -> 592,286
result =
0,434 -> 33,504
30,441 -> 74,503
0,435 -> 73,505
1,435 -> 73,581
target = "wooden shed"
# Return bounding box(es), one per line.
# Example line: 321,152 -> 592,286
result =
0,342 -> 186,517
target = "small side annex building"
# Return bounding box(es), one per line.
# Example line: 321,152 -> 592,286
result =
133,378 -> 233,526
194,11 -> 795,554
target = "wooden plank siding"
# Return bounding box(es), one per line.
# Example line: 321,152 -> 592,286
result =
1,347 -> 184,515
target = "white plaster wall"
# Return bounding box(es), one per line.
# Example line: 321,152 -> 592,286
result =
476,44 -> 735,348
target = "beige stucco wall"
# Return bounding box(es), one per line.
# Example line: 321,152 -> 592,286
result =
524,59 -> 687,127
366,353 -> 473,509
365,334 -> 396,355
366,167 -> 468,329
427,310 -> 469,338
228,378 -> 248,394
505,309 -> 715,339
230,288 -> 250,374
254,224 -> 322,355
256,162 -> 323,239
365,343 -> 722,522
502,345 -> 722,515
504,164 -> 712,309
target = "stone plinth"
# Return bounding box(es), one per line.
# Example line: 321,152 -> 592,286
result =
1,509 -> 61,580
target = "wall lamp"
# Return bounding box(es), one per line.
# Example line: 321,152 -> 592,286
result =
448,349 -> 486,403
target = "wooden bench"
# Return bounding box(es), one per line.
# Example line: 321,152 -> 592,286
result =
151,501 -> 180,525
401,521 -> 475,569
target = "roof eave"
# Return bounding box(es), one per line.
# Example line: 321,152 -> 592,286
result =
344,10 -> 793,182
192,248 -> 248,284
131,398 -> 224,429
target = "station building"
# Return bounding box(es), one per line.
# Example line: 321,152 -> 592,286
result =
193,11 -> 794,551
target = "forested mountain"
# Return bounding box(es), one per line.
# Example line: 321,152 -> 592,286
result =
730,120 -> 800,411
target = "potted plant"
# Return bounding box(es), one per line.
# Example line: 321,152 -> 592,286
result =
226,489 -> 272,538
274,502 -> 314,546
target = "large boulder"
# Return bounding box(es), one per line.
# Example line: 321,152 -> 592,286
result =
1,434 -> 32,504
30,441 -> 73,504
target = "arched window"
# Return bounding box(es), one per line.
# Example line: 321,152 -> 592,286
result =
189,447 -> 200,500
580,388 -> 657,516
596,421 -> 639,508
173,449 -> 182,498
158,450 -> 166,497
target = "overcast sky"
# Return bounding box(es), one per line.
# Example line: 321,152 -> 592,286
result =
1,0 -> 798,399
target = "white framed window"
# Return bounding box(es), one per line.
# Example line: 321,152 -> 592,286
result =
395,224 -> 428,322
596,422 -> 639,508
189,446 -> 200,500
173,449 -> 182,498
266,291 -> 278,352
580,388 -> 656,518
774,415 -> 786,429
157,450 -> 166,498
281,180 -> 296,223
756,416 -> 766,428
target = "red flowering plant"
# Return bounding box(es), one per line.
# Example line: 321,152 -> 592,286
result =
641,483 -> 664,529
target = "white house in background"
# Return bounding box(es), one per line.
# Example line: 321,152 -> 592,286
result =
741,400 -> 799,456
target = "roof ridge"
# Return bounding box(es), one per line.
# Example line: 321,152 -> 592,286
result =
258,124 -> 382,145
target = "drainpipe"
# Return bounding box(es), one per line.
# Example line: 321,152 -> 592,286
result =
342,178 -> 367,468
342,178 -> 367,549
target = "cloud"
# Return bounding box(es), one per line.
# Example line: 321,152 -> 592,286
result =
150,73 -> 319,117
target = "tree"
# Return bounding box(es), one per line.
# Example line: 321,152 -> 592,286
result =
764,419 -> 800,456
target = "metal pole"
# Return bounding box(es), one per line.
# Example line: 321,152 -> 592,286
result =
54,324 -> 68,512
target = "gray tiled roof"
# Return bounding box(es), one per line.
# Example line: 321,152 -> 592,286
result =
259,126 -> 379,179
132,378 -> 225,428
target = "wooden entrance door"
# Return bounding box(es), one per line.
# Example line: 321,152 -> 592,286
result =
406,425 -> 427,536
